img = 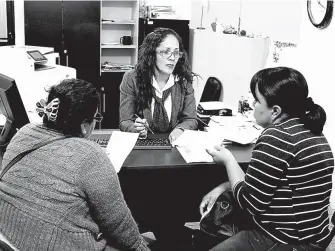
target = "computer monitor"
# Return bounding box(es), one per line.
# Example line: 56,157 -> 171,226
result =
0,73 -> 30,144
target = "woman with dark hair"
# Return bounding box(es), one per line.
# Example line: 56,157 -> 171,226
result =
0,79 -> 150,251
201,67 -> 334,250
119,27 -> 198,141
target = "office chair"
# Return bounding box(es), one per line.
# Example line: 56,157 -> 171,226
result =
199,77 -> 222,102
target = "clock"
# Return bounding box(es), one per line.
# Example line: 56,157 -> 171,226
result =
307,0 -> 333,29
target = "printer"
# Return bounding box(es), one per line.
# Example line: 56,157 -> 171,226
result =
197,101 -> 233,116
26,50 -> 55,71
0,45 -> 76,124
0,45 -> 59,72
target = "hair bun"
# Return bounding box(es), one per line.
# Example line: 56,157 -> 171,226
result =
305,97 -> 315,112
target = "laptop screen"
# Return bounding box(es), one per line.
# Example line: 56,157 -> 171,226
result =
26,50 -> 47,62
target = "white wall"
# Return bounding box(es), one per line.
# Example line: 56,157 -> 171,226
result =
191,0 -> 303,42
240,0 -> 303,42
294,2 -> 335,150
190,0 -> 240,30
272,1 -> 335,150
14,0 -> 25,46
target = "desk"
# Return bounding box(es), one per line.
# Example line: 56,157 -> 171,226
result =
92,129 -> 254,248
0,130 -> 254,249
91,129 -> 253,170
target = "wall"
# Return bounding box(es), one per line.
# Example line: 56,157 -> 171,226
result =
14,0 -> 24,46
276,1 -> 335,150
190,0 -> 335,150
298,3 -> 335,150
190,0 -> 303,42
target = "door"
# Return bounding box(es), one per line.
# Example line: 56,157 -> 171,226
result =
63,1 -> 100,85
24,1 -> 63,53
100,73 -> 124,129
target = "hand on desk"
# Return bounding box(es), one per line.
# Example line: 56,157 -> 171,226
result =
169,128 -> 184,143
134,117 -> 148,138
206,145 -> 235,166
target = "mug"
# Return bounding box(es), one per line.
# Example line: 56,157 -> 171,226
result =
120,36 -> 132,45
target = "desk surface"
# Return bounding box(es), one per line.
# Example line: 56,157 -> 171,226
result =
92,129 -> 254,170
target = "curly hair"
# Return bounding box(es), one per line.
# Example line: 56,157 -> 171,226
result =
135,27 -> 195,113
43,78 -> 100,136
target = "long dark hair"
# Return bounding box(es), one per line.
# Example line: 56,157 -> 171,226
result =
250,67 -> 326,134
135,27 -> 195,112
43,78 -> 100,136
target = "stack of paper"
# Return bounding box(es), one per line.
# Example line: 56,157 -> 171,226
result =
172,130 -> 226,163
206,115 -> 263,145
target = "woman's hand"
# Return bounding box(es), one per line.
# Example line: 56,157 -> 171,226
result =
134,117 -> 148,138
200,181 -> 230,216
169,128 -> 184,143
206,145 -> 235,166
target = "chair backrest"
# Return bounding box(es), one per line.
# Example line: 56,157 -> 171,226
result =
200,77 -> 222,102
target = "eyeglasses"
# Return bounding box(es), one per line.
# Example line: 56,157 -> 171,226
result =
93,112 -> 103,122
157,50 -> 183,59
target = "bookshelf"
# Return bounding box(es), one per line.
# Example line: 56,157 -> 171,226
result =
100,0 -> 139,73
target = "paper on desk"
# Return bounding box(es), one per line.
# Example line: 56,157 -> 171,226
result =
206,117 -> 262,145
173,130 -> 226,163
105,131 -> 139,173
209,114 -> 254,127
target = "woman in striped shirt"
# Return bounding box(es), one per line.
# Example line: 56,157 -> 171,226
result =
201,67 -> 334,251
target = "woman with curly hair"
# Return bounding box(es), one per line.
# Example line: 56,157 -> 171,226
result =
119,27 -> 198,142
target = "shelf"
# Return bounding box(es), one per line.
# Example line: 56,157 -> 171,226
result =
104,0 -> 137,1
101,69 -> 131,73
102,21 -> 135,25
101,0 -> 139,72
101,45 -> 137,49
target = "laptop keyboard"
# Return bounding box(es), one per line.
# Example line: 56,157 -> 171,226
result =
134,138 -> 171,150
89,133 -> 172,150
89,138 -> 109,148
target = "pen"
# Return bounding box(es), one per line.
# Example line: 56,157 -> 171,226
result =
134,114 -> 155,134
196,117 -> 209,127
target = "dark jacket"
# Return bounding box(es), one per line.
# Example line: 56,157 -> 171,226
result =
119,70 -> 198,132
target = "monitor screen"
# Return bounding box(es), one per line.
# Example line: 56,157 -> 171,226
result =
0,73 -> 30,144
26,50 -> 47,62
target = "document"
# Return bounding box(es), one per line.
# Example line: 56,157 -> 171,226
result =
172,130 -> 226,163
105,131 -> 139,173
207,115 -> 262,145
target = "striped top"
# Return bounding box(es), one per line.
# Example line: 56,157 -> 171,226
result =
233,118 -> 334,246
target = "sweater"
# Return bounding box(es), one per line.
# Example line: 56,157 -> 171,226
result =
233,118 -> 334,247
119,69 -> 198,132
0,124 -> 150,251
